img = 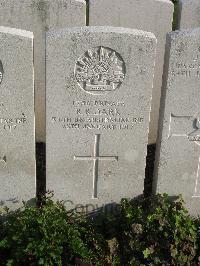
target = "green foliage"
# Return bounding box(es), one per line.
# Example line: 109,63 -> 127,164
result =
95,194 -> 199,265
171,0 -> 179,31
0,192 -> 107,266
0,193 -> 200,265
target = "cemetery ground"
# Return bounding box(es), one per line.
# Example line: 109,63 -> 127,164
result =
1,192 -> 200,265
1,144 -> 200,265
1,0 -> 200,265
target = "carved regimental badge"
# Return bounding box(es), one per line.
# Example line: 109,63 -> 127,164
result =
169,114 -> 200,146
0,60 -> 3,84
188,117 -> 200,146
75,46 -> 125,95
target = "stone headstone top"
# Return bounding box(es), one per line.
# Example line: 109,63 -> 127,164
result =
0,0 -> 86,141
46,26 -> 156,210
0,26 -> 35,210
179,0 -> 200,29
89,0 -> 173,144
154,28 -> 200,215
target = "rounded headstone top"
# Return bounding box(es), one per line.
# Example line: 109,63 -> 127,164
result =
46,26 -> 157,41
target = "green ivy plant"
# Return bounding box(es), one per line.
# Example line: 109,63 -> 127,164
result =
0,193 -> 200,265
0,192 -> 107,266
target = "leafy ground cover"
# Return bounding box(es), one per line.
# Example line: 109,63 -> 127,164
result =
0,193 -> 200,266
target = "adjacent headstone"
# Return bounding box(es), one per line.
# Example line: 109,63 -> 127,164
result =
46,27 -> 156,209
179,0 -> 200,29
153,28 -> 200,215
0,0 -> 86,142
0,27 -> 35,210
89,0 -> 174,144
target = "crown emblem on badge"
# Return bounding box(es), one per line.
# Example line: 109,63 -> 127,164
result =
75,46 -> 126,95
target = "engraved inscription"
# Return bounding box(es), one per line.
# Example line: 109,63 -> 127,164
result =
0,114 -> 27,132
75,47 -> 125,95
74,134 -> 118,199
172,52 -> 200,78
0,60 -> 4,84
51,100 -> 144,131
168,113 -> 200,197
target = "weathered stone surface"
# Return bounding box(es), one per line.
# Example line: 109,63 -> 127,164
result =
89,0 -> 173,144
0,0 -> 86,142
179,0 -> 200,29
153,28 -> 200,215
46,27 -> 156,209
0,27 -> 35,210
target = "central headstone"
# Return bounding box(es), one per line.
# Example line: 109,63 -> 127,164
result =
89,0 -> 173,144
46,27 -> 156,209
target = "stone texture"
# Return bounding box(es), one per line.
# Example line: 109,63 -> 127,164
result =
153,28 -> 200,215
0,27 -> 35,210
89,0 -> 174,144
179,0 -> 200,29
0,0 -> 86,142
46,27 -> 156,209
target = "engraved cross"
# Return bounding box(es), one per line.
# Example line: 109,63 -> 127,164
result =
74,134 -> 118,199
168,113 -> 200,197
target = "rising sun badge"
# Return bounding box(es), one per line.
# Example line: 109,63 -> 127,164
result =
75,46 -> 126,95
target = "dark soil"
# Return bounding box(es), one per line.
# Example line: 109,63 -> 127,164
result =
144,144 -> 156,196
36,142 -> 46,196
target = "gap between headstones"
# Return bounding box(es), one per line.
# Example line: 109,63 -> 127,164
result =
85,0 -> 89,26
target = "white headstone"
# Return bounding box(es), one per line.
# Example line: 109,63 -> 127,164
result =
0,0 -> 86,142
0,27 -> 35,210
46,27 -> 156,209
89,0 -> 174,144
154,28 -> 200,215
179,0 -> 200,29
